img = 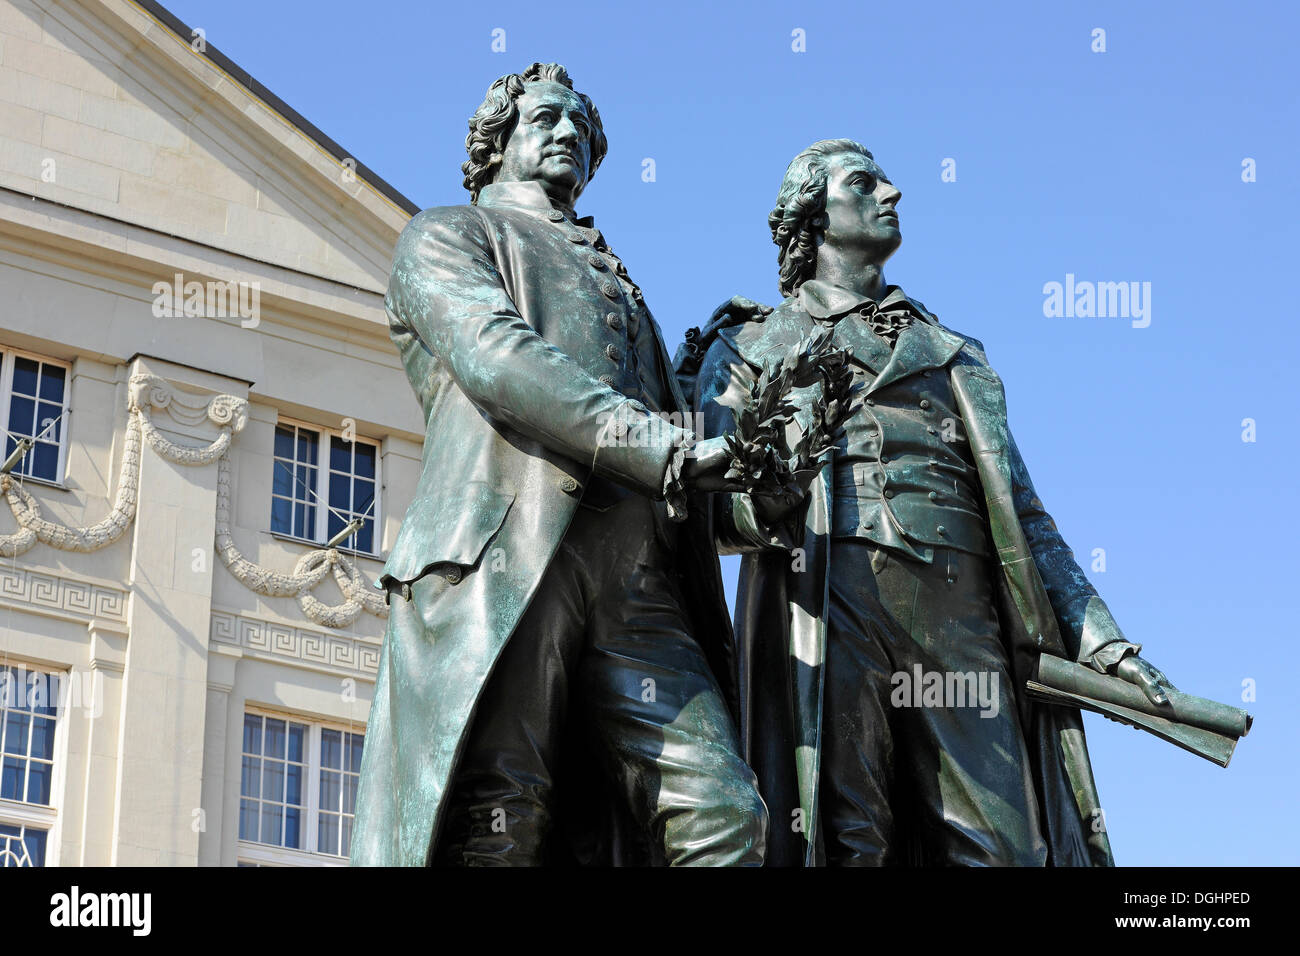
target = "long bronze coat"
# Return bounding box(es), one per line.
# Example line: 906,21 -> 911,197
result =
352,182 -> 734,866
685,292 -> 1132,866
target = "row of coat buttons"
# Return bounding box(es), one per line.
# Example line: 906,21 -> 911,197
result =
547,208 -> 618,289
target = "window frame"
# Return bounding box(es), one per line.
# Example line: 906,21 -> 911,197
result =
269,415 -> 382,557
0,661 -> 70,867
237,707 -> 364,866
0,346 -> 73,488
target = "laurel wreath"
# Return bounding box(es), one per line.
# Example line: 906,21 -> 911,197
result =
724,328 -> 862,503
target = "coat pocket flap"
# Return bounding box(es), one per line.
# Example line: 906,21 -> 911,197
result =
434,481 -> 515,568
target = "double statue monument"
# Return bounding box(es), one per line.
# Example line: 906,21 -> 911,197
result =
349,63 -> 1248,867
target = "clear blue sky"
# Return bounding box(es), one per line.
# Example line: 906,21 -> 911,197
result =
165,0 -> 1298,865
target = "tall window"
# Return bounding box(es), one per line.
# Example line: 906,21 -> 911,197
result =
0,665 -> 63,867
0,349 -> 70,485
271,421 -> 378,554
238,712 -> 363,866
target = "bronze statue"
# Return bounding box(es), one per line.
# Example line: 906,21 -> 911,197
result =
349,63 -> 796,866
678,139 -> 1183,866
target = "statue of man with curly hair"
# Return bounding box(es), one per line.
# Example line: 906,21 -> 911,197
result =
678,139 -> 1179,866
351,63 -> 775,866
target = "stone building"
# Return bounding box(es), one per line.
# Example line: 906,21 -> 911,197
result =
0,0 -> 421,865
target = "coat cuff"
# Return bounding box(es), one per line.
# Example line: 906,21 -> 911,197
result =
1087,640 -> 1142,674
594,400 -> 693,499
663,438 -> 691,522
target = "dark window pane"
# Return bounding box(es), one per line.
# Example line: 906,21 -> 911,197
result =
240,755 -> 260,799
320,769 -> 340,811
242,714 -> 261,755
285,764 -> 301,805
1,756 -> 23,800
34,674 -> 59,717
326,512 -> 346,544
264,718 -> 285,759
319,812 -> 339,855
287,724 -> 304,763
38,365 -> 65,403
353,480 -> 375,515
29,717 -> 54,761
344,773 -> 357,815
341,815 -> 353,857
329,474 -> 350,512
330,436 -> 351,473
26,761 -> 50,804
356,521 -> 373,554
297,430 -> 317,466
20,672 -> 44,713
294,463 -> 316,501
321,729 -> 341,769
262,761 -> 284,802
274,426 -> 294,460
23,828 -> 46,867
354,442 -> 376,479
9,395 -> 35,435
4,712 -> 29,755
11,358 -> 38,397
293,503 -> 307,538
260,807 -> 282,846
238,798 -> 257,841
272,457 -> 294,497
270,495 -> 291,534
37,403 -> 60,441
347,733 -> 364,773
30,442 -> 58,481
284,807 -> 300,849
304,503 -> 317,539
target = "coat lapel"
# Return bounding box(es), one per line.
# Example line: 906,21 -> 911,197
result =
829,316 -> 892,376
866,319 -> 967,395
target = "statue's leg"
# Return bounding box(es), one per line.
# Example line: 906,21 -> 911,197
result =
575,496 -> 768,866
885,546 -> 1047,866
431,542 -> 587,866
820,540 -> 901,866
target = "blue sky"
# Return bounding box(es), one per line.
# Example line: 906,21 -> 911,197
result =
164,0 -> 1298,864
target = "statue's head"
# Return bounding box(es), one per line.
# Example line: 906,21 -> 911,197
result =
462,62 -> 608,207
769,140 -> 903,298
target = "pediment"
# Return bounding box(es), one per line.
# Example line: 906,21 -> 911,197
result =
0,0 -> 412,293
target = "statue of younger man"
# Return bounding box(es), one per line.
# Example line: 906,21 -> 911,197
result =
683,140 -> 1177,866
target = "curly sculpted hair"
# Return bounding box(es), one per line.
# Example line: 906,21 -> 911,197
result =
462,62 -> 609,202
768,139 -> 874,298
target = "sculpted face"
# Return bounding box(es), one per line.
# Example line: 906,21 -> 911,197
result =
821,151 -> 903,263
495,81 -> 594,206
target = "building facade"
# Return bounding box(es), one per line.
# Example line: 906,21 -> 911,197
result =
0,0 -> 421,865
